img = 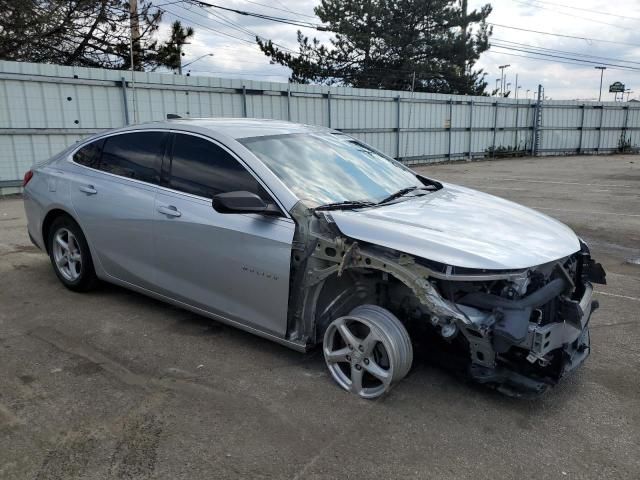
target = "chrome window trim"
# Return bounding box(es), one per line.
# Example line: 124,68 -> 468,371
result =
67,128 -> 293,221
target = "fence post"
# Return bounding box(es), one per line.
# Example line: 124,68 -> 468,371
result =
327,90 -> 332,128
448,98 -> 453,160
395,96 -> 401,159
491,101 -> 498,158
532,84 -> 543,156
621,105 -> 630,150
468,100 -> 474,160
287,86 -> 291,121
120,77 -> 130,125
577,104 -> 585,154
242,85 -> 247,117
514,101 -> 519,153
596,106 -> 604,154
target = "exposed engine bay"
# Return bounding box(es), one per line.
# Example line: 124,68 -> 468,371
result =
286,202 -> 606,397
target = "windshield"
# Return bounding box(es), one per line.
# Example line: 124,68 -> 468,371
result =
240,132 -> 422,207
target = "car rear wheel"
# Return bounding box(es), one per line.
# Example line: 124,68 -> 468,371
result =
47,216 -> 98,292
323,305 -> 413,399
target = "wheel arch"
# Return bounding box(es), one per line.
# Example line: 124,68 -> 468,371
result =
41,208 -> 81,254
305,266 -> 418,344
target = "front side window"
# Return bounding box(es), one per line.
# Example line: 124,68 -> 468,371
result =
240,132 -> 422,207
169,134 -> 266,199
99,132 -> 167,184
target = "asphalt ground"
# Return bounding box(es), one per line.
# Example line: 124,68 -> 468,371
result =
1,154 -> 638,479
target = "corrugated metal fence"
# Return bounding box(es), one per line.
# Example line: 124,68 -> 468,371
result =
2,60 -> 639,193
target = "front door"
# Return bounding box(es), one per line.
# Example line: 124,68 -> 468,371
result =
153,132 -> 295,337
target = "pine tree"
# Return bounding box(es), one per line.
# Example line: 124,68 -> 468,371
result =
258,0 -> 492,95
0,0 -> 196,71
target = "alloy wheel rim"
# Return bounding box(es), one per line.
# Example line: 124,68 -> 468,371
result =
52,228 -> 82,282
323,316 -> 395,399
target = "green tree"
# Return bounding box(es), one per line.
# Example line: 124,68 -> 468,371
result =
154,21 -> 195,73
258,0 -> 492,94
0,0 -> 194,71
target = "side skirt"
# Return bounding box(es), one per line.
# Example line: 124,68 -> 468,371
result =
101,274 -> 309,353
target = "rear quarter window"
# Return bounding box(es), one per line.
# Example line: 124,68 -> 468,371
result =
73,139 -> 105,169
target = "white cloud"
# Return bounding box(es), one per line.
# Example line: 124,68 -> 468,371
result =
156,0 -> 640,100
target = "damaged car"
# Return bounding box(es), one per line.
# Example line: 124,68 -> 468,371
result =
23,118 -> 606,398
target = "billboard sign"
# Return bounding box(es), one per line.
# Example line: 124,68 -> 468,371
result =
609,81 -> 625,93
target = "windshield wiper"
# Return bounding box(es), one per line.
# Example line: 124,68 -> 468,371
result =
376,186 -> 422,205
314,200 -> 376,211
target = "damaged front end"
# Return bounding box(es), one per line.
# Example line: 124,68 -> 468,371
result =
445,240 -> 605,396
288,202 -> 606,397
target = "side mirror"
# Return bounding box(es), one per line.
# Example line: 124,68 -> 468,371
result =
212,191 -> 280,215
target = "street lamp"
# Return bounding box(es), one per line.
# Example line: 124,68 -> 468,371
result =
595,66 -> 606,102
499,64 -> 510,96
182,53 -> 214,74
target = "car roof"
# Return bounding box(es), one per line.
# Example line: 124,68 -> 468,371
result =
129,118 -> 328,139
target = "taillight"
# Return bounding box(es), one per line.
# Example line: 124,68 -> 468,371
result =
23,170 -> 34,187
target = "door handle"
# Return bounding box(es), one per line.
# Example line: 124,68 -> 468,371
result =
157,205 -> 182,217
79,185 -> 97,195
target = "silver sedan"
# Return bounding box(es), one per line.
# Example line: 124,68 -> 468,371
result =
23,118 -> 606,398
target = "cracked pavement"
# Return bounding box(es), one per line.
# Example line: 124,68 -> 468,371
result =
1,154 -> 639,479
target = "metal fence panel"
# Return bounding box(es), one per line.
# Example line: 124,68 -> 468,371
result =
1,60 -> 638,193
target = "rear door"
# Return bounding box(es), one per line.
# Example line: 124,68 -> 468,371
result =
153,132 -> 295,337
69,131 -> 168,289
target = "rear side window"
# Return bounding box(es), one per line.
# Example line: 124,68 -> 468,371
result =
169,134 -> 266,199
99,132 -> 167,184
73,139 -> 105,168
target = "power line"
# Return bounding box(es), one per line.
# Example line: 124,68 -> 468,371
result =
524,0 -> 640,22
186,0 -> 327,30
160,6 -> 256,44
491,45 -> 640,71
168,1 -> 308,57
489,23 -> 640,48
489,47 -> 640,72
511,0 -> 635,31
238,0 -> 318,20
492,38 -> 640,66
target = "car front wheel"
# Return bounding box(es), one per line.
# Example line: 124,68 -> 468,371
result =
323,305 -> 413,399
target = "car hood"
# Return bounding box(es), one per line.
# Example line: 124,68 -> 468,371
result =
328,183 -> 580,270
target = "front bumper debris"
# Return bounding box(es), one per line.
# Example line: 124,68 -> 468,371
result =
466,281 -> 597,397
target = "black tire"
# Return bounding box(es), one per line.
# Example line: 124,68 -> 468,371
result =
47,215 -> 98,292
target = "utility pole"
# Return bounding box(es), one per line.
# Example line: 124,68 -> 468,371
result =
514,73 -> 519,100
460,0 -> 469,73
595,66 -> 606,102
499,64 -> 510,96
174,40 -> 192,75
129,0 -> 140,70
128,0 -> 139,123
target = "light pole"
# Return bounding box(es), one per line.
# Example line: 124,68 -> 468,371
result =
506,82 -> 511,97
526,89 -> 530,100
499,64 -> 510,96
595,66 -> 606,102
183,53 -> 214,71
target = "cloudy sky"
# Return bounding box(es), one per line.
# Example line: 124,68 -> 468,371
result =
154,0 -> 640,101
